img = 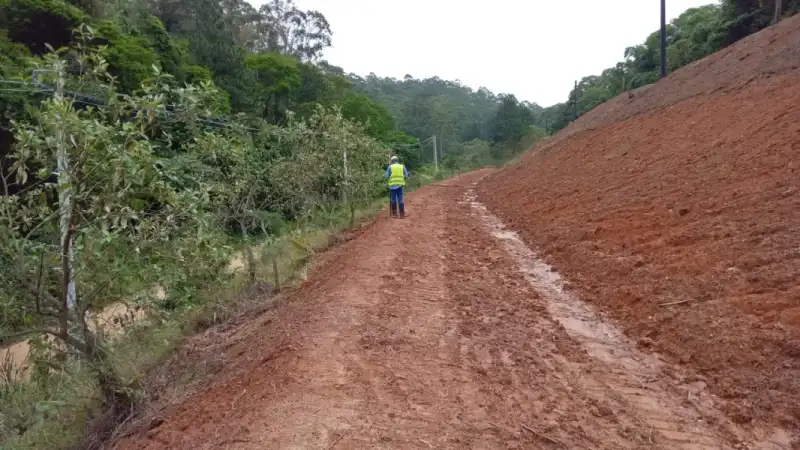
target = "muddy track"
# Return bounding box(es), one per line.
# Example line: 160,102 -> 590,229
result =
118,171 -> 790,450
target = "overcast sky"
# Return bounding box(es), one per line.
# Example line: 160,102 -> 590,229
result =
252,0 -> 717,106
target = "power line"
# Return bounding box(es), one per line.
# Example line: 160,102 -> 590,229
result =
1,77 -> 430,139
0,77 -> 261,132
0,80 -> 33,85
0,88 -> 50,93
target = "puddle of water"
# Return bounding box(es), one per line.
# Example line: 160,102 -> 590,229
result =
465,186 -> 793,450
466,192 -> 648,366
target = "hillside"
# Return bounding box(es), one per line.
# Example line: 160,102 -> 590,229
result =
553,13 -> 800,143
478,13 -> 800,435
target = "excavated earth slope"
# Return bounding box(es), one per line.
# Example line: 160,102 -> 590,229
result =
479,15 -> 800,438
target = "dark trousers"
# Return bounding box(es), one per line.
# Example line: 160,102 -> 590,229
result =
389,187 -> 405,216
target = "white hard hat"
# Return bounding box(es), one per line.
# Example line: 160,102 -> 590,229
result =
390,156 -> 399,162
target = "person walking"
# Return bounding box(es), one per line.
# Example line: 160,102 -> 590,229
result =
385,155 -> 409,218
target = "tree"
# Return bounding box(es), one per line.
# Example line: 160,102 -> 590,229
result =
220,0 -> 261,49
246,51 -> 301,123
254,0 -> 332,61
384,131 -> 424,169
1,41 -> 231,414
0,0 -> 87,54
0,30 -> 31,165
489,94 -> 534,144
153,0 -> 259,113
337,93 -> 394,139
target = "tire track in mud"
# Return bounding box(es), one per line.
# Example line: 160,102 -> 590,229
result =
117,171 -> 790,450
465,180 -> 792,450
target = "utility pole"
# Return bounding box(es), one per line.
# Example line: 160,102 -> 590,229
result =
773,0 -> 783,24
660,0 -> 667,78
432,135 -> 438,173
438,125 -> 444,157
622,65 -> 627,94
572,80 -> 578,121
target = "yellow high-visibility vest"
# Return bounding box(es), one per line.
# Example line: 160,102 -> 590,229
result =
388,163 -> 406,187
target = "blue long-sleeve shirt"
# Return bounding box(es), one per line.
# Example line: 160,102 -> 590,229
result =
385,164 -> 409,190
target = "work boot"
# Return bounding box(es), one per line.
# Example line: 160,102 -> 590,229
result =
390,202 -> 398,217
399,203 -> 405,218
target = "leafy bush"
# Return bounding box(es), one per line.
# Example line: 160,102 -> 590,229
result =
0,0 -> 87,54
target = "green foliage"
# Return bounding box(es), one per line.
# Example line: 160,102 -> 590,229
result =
384,130 -> 424,169
442,139 -> 492,171
261,105 -> 387,219
247,52 -> 301,123
139,15 -> 191,82
0,0 -> 87,54
337,93 -> 394,138
0,30 -> 30,62
0,363 -> 98,448
195,2 -> 259,112
352,75 -> 500,145
3,49 -> 227,327
489,94 -> 535,145
348,74 -> 546,170
439,121 -> 548,172
253,0 -> 332,61
182,64 -> 212,84
96,21 -> 159,92
0,30 -> 31,115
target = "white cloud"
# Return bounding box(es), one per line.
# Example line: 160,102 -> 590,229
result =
251,0 -> 718,106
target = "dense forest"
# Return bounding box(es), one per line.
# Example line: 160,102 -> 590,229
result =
349,74 -> 544,169
0,0 -> 796,448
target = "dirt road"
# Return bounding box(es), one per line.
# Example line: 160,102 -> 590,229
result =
118,171 -> 791,450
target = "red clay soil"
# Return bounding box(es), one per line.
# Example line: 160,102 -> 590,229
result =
113,172 -> 790,449
478,20 -> 800,440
